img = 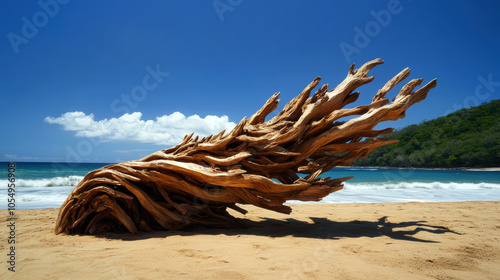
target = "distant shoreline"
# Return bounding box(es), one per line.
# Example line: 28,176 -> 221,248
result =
343,165 -> 500,171
2,161 -> 499,171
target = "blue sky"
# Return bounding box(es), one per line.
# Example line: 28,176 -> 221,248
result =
1,0 -> 499,163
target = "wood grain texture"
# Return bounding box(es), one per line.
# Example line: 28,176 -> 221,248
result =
55,59 -> 437,234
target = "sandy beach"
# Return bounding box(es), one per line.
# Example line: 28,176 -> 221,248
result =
2,201 -> 500,279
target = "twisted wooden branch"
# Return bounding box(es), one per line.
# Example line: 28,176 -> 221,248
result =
55,58 -> 436,234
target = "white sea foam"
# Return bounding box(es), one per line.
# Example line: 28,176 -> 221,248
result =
342,168 -> 378,171
344,181 -> 500,190
287,187 -> 500,205
0,176 -> 84,188
4,177 -> 498,190
8,186 -> 74,209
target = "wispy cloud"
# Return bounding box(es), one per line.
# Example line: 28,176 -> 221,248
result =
114,149 -> 153,154
45,111 -> 236,145
3,154 -> 64,161
4,154 -> 41,160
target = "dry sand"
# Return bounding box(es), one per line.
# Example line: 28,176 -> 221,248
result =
2,201 -> 500,279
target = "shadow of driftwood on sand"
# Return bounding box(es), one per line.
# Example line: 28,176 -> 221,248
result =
99,216 -> 460,243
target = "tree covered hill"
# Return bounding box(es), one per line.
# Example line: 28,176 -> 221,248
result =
353,99 -> 500,168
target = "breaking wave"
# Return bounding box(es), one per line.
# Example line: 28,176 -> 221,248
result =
0,176 -> 84,188
344,181 -> 500,190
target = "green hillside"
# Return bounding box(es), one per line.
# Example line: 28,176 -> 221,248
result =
353,99 -> 500,168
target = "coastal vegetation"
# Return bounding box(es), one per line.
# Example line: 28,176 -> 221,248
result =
353,99 -> 500,168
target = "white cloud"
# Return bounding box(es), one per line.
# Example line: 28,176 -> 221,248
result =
4,154 -> 41,160
45,111 -> 236,145
114,149 -> 153,154
3,154 -> 64,161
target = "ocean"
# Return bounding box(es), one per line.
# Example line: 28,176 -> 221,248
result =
1,162 -> 499,209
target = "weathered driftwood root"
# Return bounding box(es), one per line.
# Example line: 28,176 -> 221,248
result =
55,58 -> 436,234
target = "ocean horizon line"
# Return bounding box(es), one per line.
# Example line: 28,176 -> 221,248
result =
2,161 -> 499,171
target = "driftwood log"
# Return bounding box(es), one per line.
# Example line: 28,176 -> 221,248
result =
55,58 -> 436,234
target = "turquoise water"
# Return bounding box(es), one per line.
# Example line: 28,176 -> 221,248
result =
1,162 -> 111,209
1,162 -> 111,181
326,167 -> 500,185
1,162 -> 499,209
302,167 -> 500,204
